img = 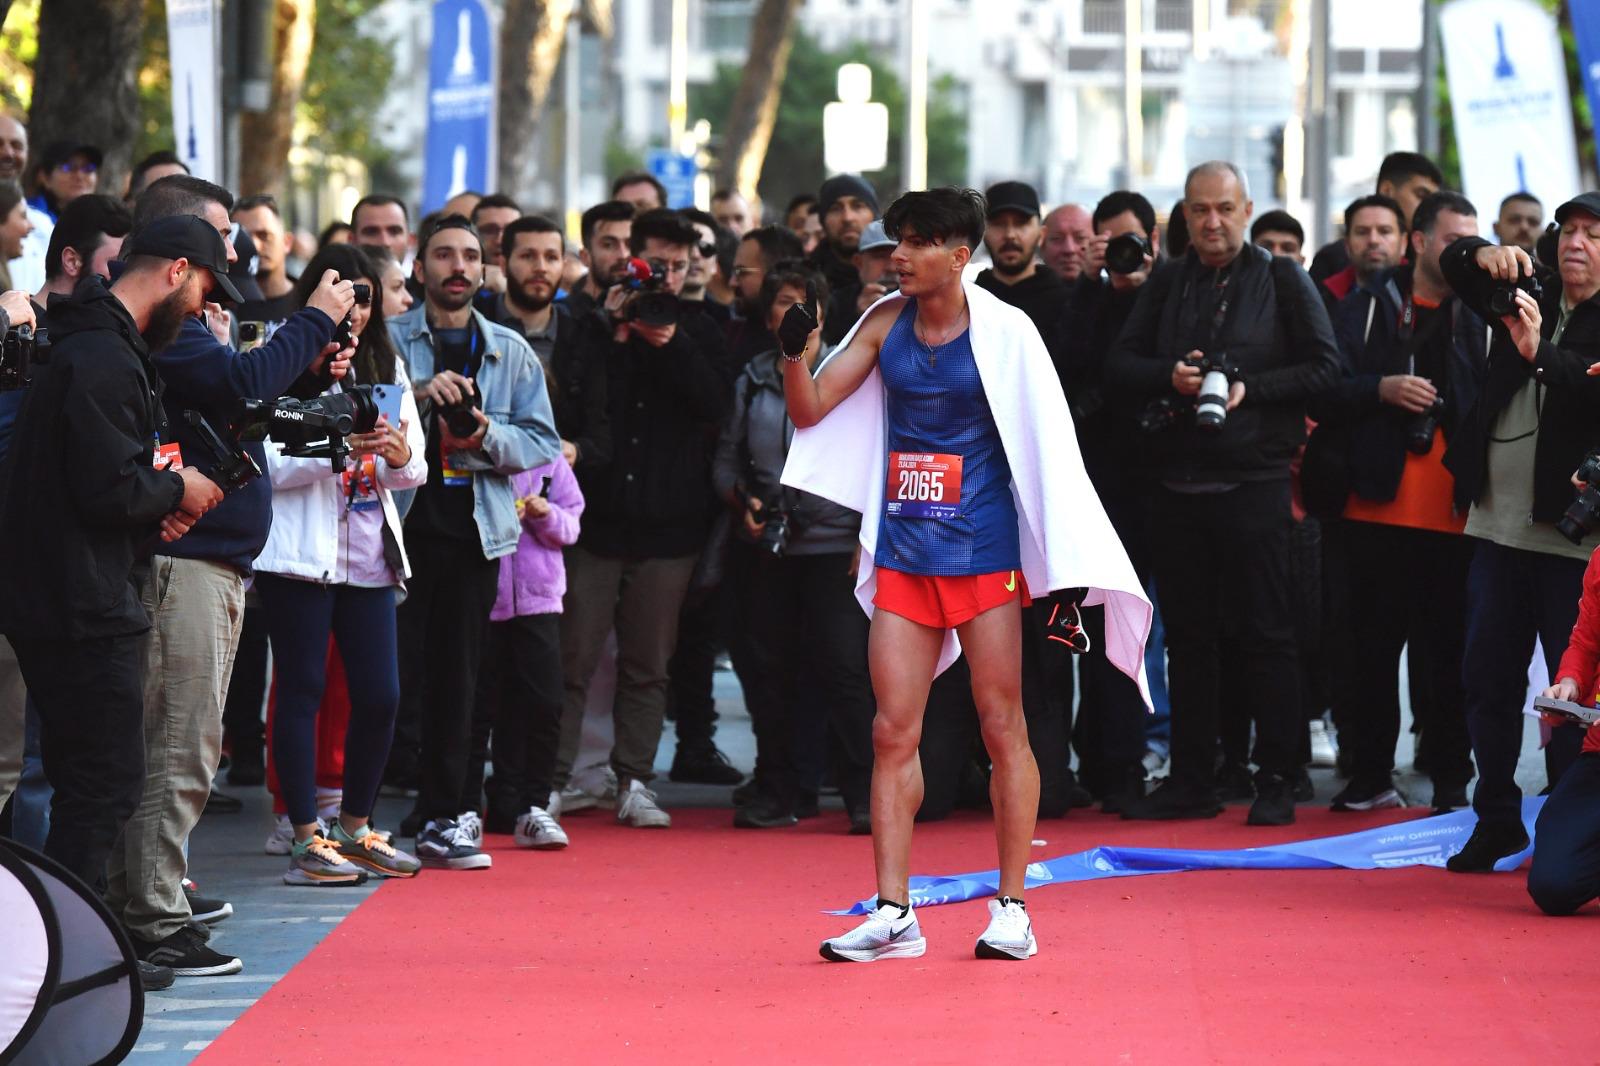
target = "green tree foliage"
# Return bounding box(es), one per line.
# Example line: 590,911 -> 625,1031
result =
300,0 -> 397,184
689,30 -> 967,209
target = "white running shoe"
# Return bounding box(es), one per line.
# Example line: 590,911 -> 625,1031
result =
457,810 -> 484,847
556,785 -> 598,815
1309,719 -> 1339,768
616,779 -> 671,828
975,898 -> 1037,960
514,805 -> 570,849
265,815 -> 326,856
820,903 -> 926,962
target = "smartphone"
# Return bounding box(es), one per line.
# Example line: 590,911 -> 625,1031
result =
372,383 -> 403,427
539,475 -> 553,499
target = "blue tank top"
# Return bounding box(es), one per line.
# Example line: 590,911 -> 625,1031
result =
877,300 -> 1019,576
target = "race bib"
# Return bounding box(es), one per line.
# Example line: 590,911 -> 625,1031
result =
342,455 -> 380,511
441,441 -> 472,487
153,442 -> 184,471
886,452 -> 963,520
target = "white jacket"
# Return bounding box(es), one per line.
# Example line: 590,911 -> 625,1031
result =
781,281 -> 1152,700
254,365 -> 429,585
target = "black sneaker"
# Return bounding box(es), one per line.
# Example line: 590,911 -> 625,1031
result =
203,789 -> 243,815
1216,762 -> 1255,803
847,807 -> 872,836
138,959 -> 175,991
794,792 -> 820,820
1445,821 -> 1529,873
182,880 -> 233,924
225,754 -> 265,787
1246,774 -> 1296,826
1068,782 -> 1096,809
1120,780 -> 1223,821
1431,783 -> 1470,814
732,777 -> 762,807
669,745 -> 745,785
1293,767 -> 1314,803
134,924 -> 243,977
733,799 -> 798,829
1100,766 -> 1148,816
1330,777 -> 1404,812
416,816 -> 492,870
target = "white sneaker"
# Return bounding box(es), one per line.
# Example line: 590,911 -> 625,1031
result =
975,897 -> 1037,960
547,789 -> 565,821
265,815 -> 326,856
1309,720 -> 1338,768
616,779 -> 671,828
514,805 -> 570,849
598,767 -> 619,808
457,810 -> 484,847
556,785 -> 598,815
820,903 -> 926,962
1141,748 -> 1170,780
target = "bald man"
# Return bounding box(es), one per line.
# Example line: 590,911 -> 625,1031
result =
1042,204 -> 1093,284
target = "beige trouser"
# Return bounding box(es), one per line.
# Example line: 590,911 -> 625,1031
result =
0,636 -> 26,812
106,557 -> 245,942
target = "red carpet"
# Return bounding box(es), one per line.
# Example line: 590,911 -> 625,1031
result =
197,806 -> 1594,1064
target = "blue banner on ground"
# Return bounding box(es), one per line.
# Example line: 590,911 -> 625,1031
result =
831,798 -> 1545,915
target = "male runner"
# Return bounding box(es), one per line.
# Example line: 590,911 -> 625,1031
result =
780,187 -> 1149,961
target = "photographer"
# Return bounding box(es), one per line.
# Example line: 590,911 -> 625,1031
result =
0,217 -> 225,966
1106,161 -> 1340,826
1438,192 -> 1600,872
559,200 -> 634,319
388,214 -> 559,870
712,265 -> 873,832
1315,191 -> 1486,814
253,244 -> 427,887
100,176 -> 357,980
554,209 -> 733,829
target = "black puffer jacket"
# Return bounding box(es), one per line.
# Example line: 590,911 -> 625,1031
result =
1441,235 -> 1600,520
1104,244 -> 1341,483
0,278 -> 184,638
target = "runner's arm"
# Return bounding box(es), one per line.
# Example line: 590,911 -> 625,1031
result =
784,301 -> 896,428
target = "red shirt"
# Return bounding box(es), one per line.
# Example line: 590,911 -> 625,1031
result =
1552,547 -> 1600,754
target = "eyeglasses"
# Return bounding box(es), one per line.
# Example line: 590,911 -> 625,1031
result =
55,161 -> 96,175
697,241 -> 717,260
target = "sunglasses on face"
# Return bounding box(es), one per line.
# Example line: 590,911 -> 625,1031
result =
55,161 -> 97,175
697,241 -> 716,260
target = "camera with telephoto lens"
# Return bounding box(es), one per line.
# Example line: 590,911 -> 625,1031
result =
439,380 -> 482,438
0,324 -> 49,391
233,384 -> 381,473
1104,233 -> 1152,275
1486,270 -> 1543,318
615,257 -> 679,327
1191,352 -> 1239,431
331,282 -> 372,351
1406,396 -> 1445,455
1557,450 -> 1600,544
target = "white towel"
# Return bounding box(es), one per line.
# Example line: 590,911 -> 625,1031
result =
781,280 -> 1152,704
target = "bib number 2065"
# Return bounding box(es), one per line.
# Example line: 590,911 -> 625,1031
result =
886,451 -> 963,521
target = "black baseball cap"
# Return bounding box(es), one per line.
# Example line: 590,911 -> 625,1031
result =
985,181 -> 1041,220
124,214 -> 244,305
1554,192 -> 1600,225
38,140 -> 103,172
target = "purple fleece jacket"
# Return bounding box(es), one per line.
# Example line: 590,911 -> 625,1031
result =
491,458 -> 584,621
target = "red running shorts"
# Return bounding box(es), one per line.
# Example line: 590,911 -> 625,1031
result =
873,567 -> 1031,629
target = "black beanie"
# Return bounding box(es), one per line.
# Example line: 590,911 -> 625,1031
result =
819,174 -> 879,216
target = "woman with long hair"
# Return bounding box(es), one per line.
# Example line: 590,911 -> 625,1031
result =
255,243 -> 428,885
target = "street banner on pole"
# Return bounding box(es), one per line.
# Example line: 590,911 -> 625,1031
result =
166,0 -> 221,182
1440,0 -> 1579,214
1569,1 -> 1600,143
423,0 -> 497,214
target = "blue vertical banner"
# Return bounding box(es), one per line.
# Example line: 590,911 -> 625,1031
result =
423,0 -> 497,214
1571,1 -> 1600,137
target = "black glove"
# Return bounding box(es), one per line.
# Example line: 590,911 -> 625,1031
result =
777,281 -> 819,357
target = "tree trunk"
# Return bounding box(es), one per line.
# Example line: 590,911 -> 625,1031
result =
497,0 -> 574,196
28,0 -> 145,197
714,0 -> 803,200
237,0 -> 316,198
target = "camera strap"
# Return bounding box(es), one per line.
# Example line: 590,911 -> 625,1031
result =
1394,295 -> 1450,376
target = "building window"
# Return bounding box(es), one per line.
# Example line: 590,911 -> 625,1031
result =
1083,0 -> 1123,34
1153,0 -> 1190,32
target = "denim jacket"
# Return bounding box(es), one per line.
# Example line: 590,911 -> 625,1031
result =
387,304 -> 561,560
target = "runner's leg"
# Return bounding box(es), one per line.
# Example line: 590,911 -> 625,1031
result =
867,609 -> 945,904
959,598 -> 1037,899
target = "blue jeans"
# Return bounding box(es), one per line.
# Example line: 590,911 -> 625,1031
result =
12,698 -> 50,850
1528,752 -> 1600,915
1462,540 -> 1586,829
1141,578 -> 1171,755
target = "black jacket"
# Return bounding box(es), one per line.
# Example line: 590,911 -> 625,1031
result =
576,305 -> 734,558
1315,264 -> 1487,503
975,266 -> 1068,356
811,242 -> 864,345
497,303 -> 613,475
1104,244 -> 1341,483
1053,278 -> 1147,485
0,278 -> 185,639
1440,235 -> 1600,519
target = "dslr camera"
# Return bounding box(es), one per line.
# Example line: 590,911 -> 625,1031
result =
1485,269 -> 1543,318
615,257 -> 679,327
1407,397 -> 1445,455
1558,449 -> 1600,544
1104,233 -> 1152,275
1136,352 -> 1240,434
234,384 -> 382,473
438,379 -> 482,438
0,324 -> 49,391
739,474 -> 794,556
